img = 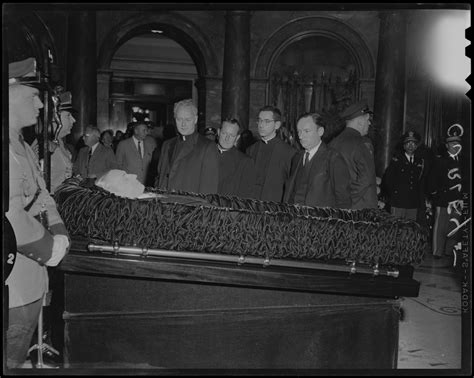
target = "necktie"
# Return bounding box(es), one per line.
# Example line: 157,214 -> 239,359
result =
303,152 -> 310,166
410,156 -> 413,164
138,141 -> 142,159
88,148 -> 92,162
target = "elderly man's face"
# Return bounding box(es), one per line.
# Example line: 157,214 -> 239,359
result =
175,106 -> 197,136
9,85 -> 43,129
58,111 -> 75,138
96,169 -> 144,198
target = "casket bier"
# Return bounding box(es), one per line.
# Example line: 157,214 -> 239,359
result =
54,179 -> 427,370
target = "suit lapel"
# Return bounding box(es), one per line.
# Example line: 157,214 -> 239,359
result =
305,143 -> 326,196
285,151 -> 303,202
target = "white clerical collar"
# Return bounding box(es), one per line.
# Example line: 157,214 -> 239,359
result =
217,145 -> 231,154
305,141 -> 322,163
90,142 -> 100,154
261,134 -> 276,144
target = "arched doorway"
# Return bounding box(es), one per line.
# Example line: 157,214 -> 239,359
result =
97,12 -> 218,133
108,32 -> 198,136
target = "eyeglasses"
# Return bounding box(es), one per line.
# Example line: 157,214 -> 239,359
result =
256,119 -> 275,125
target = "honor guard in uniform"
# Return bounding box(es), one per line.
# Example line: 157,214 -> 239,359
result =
381,131 -> 425,220
6,57 -> 70,368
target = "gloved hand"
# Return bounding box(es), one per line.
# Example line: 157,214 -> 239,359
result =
45,235 -> 70,267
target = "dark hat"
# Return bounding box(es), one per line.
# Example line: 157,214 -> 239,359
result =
340,100 -> 373,121
8,57 -> 41,86
204,127 -> 217,136
445,123 -> 463,143
57,91 -> 77,113
402,131 -> 421,144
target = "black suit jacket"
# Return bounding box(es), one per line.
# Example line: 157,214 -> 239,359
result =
283,143 -> 352,209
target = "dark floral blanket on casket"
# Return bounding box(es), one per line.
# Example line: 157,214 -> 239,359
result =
54,178 -> 428,267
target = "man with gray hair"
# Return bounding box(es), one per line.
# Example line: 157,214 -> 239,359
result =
156,99 -> 218,194
73,125 -> 117,179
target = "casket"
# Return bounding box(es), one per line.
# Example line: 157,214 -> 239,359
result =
53,178 -> 427,371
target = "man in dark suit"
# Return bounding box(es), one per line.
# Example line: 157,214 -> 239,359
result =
73,125 -> 117,179
215,119 -> 256,198
246,105 -> 296,202
381,131 -> 425,220
155,99 -> 218,194
329,100 -> 377,209
116,122 -> 157,185
283,113 -> 351,208
427,124 -> 465,262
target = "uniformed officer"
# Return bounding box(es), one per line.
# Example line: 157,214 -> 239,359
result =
6,57 -> 70,368
329,100 -> 377,209
381,131 -> 425,220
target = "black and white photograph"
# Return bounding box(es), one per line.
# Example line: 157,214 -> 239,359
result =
2,2 -> 471,375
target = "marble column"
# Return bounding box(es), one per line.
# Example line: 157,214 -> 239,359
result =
221,10 -> 251,129
66,11 -> 97,143
97,70 -> 112,131
195,77 -> 207,133
373,11 -> 407,177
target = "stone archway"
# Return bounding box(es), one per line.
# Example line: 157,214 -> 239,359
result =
253,16 -> 375,80
97,11 -> 218,131
98,12 -> 218,77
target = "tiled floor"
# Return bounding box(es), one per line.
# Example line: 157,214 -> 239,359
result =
397,254 -> 464,369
